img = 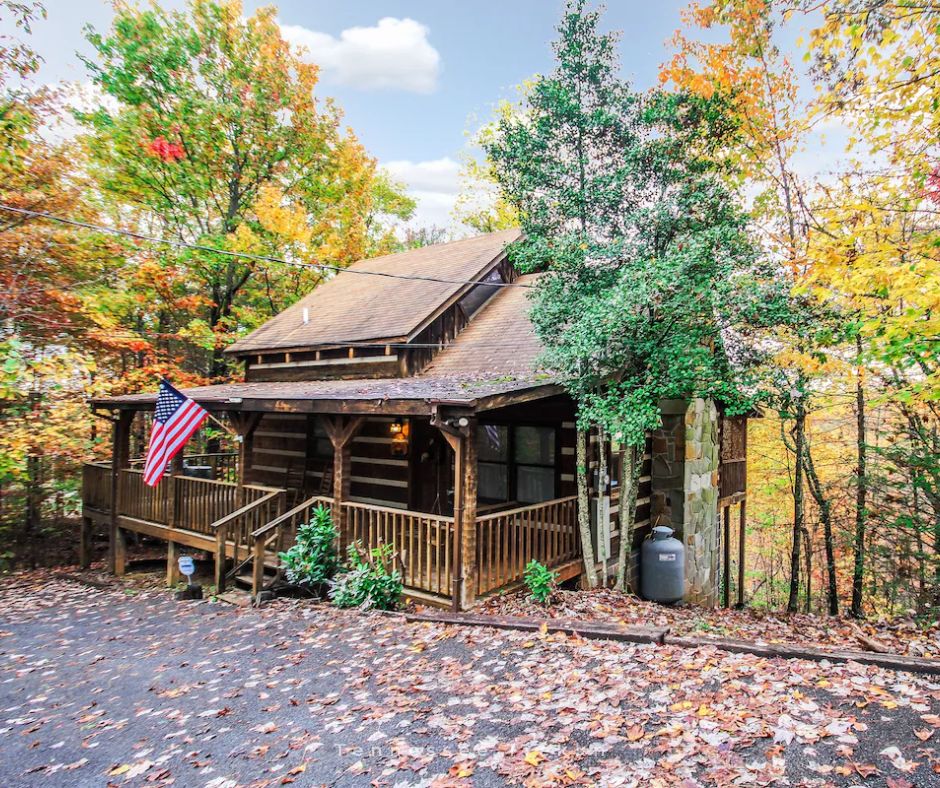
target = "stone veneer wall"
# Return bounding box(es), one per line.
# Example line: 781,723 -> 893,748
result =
650,399 -> 721,606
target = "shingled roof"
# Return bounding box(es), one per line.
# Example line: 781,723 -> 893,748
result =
97,274 -> 554,414
227,228 -> 522,354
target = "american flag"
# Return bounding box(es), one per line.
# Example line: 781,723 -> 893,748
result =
143,380 -> 208,487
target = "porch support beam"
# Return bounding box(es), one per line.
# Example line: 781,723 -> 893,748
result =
79,516 -> 92,569
322,416 -> 364,545
435,415 -> 477,611
228,411 -> 262,499
109,410 -> 133,575
167,539 -> 180,587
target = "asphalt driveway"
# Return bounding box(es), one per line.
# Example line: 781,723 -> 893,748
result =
0,574 -> 939,787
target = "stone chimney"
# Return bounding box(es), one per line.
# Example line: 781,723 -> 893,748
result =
649,399 -> 720,606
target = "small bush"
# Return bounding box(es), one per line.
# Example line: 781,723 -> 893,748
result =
524,560 -> 556,604
277,505 -> 338,588
329,542 -> 403,611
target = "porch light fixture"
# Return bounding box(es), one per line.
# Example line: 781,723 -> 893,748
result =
389,420 -> 403,435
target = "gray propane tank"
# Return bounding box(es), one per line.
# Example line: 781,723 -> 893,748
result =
640,525 -> 685,604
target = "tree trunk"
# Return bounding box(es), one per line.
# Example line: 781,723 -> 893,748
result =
576,427 -> 598,588
851,335 -> 868,618
803,525 -> 812,613
616,444 -> 642,592
597,425 -> 609,574
804,440 -> 839,615
787,404 -> 806,613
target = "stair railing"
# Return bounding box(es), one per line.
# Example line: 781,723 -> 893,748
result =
249,495 -> 334,598
211,489 -> 286,592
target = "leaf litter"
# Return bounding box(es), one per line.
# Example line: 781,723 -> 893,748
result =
1,570 -> 939,785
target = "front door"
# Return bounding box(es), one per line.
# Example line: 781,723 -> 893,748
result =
410,420 -> 451,515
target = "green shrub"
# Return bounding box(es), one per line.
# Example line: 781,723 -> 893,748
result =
277,505 -> 338,588
329,542 -> 403,611
524,560 -> 556,604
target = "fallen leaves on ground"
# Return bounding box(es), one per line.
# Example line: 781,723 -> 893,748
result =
477,587 -> 940,659
2,570 -> 940,786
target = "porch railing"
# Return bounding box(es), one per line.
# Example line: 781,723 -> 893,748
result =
82,462 -> 112,512
128,452 -> 239,483
342,501 -> 455,598
475,496 -> 579,596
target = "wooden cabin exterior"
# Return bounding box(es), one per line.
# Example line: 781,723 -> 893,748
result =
82,229 -> 749,609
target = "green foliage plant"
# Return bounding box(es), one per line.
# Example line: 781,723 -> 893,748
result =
524,560 -> 557,605
277,504 -> 338,589
329,542 -> 403,611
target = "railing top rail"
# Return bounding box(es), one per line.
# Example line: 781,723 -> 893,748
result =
475,496 -> 578,523
252,495 -> 334,539
210,490 -> 283,531
343,499 -> 455,522
85,461 -> 112,470
117,466 -> 280,494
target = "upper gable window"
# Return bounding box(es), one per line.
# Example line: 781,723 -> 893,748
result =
458,267 -> 504,318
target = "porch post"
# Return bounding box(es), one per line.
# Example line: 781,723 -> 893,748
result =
166,454 -> 183,586
109,410 -> 133,575
79,516 -> 92,569
323,416 -> 364,547
166,539 -> 180,587
229,412 -> 261,503
460,419 -> 478,609
434,413 -> 478,611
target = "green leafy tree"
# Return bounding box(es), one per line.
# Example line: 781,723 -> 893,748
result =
485,0 -> 778,591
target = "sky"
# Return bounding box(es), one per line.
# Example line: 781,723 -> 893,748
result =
3,0 -> 841,230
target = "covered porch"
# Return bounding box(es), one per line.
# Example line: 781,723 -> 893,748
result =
83,379 -> 584,609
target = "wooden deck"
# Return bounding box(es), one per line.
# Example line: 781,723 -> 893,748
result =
82,462 -> 582,607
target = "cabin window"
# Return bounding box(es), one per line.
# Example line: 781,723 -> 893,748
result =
311,420 -> 333,460
477,424 -> 509,503
476,424 -> 557,505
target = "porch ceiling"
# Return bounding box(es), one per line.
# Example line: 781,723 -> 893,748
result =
91,375 -> 564,415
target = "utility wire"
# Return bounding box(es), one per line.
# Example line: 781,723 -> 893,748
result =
0,204 -> 533,289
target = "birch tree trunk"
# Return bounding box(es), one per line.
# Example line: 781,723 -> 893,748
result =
804,440 -> 839,615
576,427 -> 598,588
615,444 -> 642,592
851,335 -> 868,618
787,404 -> 806,613
597,425 -> 609,573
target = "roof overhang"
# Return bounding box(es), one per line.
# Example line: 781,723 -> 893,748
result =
90,378 -> 565,418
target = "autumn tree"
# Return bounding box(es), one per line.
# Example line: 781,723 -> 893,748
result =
79,0 -> 413,380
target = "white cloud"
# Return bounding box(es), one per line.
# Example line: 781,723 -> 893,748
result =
383,157 -> 461,227
279,17 -> 440,94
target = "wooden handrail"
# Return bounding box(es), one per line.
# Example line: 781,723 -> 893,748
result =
118,465 -> 280,494
252,495 -> 334,539
475,496 -> 578,523
343,499 -> 455,521
210,491 -> 283,531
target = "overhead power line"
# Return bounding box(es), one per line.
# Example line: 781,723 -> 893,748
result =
0,204 -> 533,289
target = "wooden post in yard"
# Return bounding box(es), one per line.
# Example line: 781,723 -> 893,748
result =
322,416 -> 364,548
165,454 -> 184,587
737,499 -> 747,608
79,516 -> 92,569
109,410 -> 133,576
166,540 -> 180,587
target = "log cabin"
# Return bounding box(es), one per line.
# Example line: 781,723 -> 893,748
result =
82,229 -> 749,609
